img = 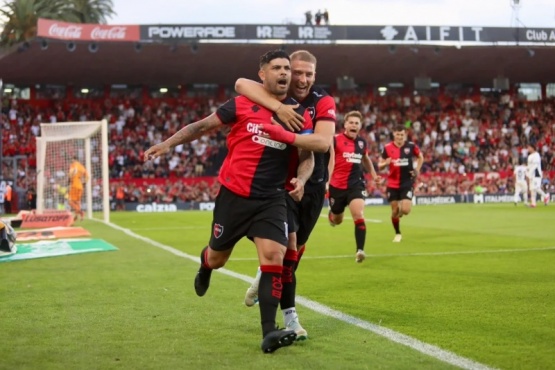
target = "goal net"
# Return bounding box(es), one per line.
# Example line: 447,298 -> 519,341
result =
36,120 -> 110,222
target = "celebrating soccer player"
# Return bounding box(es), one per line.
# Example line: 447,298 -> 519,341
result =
144,50 -> 314,354
236,50 -> 336,339
328,110 -> 380,262
378,124 -> 423,242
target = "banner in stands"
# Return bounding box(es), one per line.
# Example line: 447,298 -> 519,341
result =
122,194 -> 554,212
37,18 -> 140,41
140,24 -> 555,44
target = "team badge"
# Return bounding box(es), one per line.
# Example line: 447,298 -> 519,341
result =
358,141 -> 364,149
404,147 -> 410,155
329,198 -> 335,206
213,223 -> 224,239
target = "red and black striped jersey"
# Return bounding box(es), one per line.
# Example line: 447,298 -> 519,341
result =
299,86 -> 337,192
216,95 -> 313,199
330,133 -> 368,190
381,141 -> 421,189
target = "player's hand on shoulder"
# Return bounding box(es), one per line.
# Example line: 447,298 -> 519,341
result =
144,143 -> 170,162
275,104 -> 304,131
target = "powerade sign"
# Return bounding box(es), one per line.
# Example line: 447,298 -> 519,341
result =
140,24 -> 555,44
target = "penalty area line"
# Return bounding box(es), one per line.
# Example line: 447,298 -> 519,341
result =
98,219 -> 497,370
319,213 -> 383,223
229,246 -> 555,261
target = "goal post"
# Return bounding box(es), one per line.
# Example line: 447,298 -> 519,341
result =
36,120 -> 110,222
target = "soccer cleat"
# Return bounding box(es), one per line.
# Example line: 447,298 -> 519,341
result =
328,211 -> 336,227
393,234 -> 402,243
544,195 -> 550,205
194,267 -> 212,297
529,204 -> 537,208
261,329 -> 297,353
355,249 -> 366,263
244,285 -> 259,307
286,320 -> 308,341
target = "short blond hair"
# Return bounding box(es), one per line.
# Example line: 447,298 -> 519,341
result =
289,50 -> 317,67
344,110 -> 363,122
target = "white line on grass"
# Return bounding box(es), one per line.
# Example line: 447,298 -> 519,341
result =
229,246 -> 555,261
132,226 -> 209,231
100,220 -> 497,370
319,214 -> 383,223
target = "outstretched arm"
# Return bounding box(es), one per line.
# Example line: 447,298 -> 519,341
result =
235,78 -> 304,131
144,113 -> 223,161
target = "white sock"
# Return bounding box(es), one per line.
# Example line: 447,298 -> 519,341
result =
536,188 -> 547,198
531,191 -> 537,205
282,307 -> 298,327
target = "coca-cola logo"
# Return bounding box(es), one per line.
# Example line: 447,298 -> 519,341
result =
48,23 -> 82,38
90,26 -> 127,40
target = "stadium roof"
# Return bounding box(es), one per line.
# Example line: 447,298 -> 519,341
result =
1,38 -> 554,89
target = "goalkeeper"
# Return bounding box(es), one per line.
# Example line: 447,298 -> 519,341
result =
68,156 -> 89,221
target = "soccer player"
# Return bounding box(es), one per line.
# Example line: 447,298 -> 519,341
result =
68,156 -> 89,221
378,124 -> 423,243
513,158 -> 529,206
527,143 -> 549,207
143,50 -> 314,353
328,111 -> 380,262
235,50 -> 336,339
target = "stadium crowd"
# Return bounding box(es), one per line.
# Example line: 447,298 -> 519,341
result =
1,88 -> 554,204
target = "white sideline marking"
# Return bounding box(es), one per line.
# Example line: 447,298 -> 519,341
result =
229,246 -> 555,261
320,214 -> 383,223
132,226 -> 209,231
99,219 -> 497,370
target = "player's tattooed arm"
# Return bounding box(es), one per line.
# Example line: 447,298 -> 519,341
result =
169,113 -> 223,147
144,113 -> 223,161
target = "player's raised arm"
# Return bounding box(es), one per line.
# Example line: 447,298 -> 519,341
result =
235,78 -> 304,131
144,113 -> 223,161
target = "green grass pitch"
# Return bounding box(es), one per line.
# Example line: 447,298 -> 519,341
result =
1,203 -> 553,370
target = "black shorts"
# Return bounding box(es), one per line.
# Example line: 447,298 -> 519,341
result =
386,186 -> 414,202
286,184 -> 326,246
329,185 -> 365,215
209,186 -> 288,251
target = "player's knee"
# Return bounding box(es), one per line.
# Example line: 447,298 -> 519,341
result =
206,253 -> 228,269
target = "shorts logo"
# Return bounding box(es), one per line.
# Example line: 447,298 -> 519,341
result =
213,223 -> 224,239
329,197 -> 335,206
404,147 -> 410,155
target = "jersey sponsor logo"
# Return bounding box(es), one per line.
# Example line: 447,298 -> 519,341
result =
327,109 -> 336,118
343,152 -> 362,163
392,158 -> 410,167
252,135 -> 287,150
213,223 -> 224,239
